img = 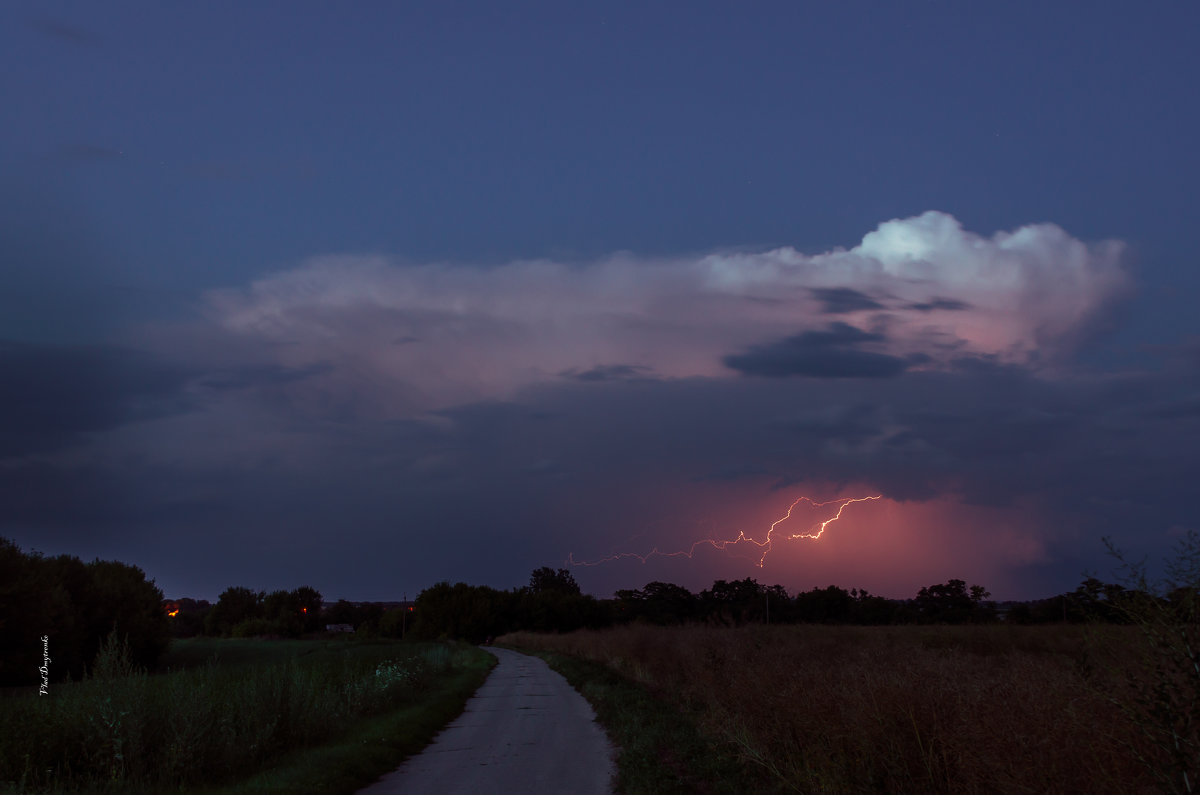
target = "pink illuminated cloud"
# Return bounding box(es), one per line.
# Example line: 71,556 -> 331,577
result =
201,211 -> 1127,417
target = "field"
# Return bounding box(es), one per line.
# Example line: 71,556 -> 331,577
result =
0,636 -> 493,794
501,624 -> 1170,794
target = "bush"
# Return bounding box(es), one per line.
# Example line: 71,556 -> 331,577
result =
1101,532 -> 1200,793
231,618 -> 275,638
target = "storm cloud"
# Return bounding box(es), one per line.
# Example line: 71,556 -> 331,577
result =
723,324 -> 910,378
810,287 -> 885,314
29,346 -> 1193,600
0,341 -> 192,458
3,211 -> 1178,601
199,211 -> 1130,417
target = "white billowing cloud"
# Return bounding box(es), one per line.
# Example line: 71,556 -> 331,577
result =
858,211 -> 1128,351
698,211 -> 1128,360
203,211 -> 1128,415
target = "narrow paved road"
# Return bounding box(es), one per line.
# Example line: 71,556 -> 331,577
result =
358,647 -> 615,795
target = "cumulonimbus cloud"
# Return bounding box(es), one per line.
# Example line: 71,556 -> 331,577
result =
204,211 -> 1128,414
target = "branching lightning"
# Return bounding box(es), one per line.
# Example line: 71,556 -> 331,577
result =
568,495 -> 881,568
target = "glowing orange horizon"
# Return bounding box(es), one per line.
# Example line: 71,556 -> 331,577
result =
568,494 -> 881,568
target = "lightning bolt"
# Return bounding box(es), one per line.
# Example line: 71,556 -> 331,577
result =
568,494 -> 881,568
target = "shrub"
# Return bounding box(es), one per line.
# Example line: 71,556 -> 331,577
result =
1101,532 -> 1200,793
231,617 -> 276,638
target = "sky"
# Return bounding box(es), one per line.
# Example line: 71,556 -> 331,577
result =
3,1 -> 1199,602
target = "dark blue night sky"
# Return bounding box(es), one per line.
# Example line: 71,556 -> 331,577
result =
3,2 -> 1199,601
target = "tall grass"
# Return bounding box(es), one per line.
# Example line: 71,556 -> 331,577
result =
501,624 -> 1157,793
525,649 -> 778,794
0,636 -> 480,794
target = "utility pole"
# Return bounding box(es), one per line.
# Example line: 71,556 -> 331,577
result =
765,591 -> 770,625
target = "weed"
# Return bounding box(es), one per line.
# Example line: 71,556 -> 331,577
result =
1099,532 -> 1200,793
0,639 -> 490,794
502,624 -> 1154,793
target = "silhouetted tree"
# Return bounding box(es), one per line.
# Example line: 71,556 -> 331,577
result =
205,586 -> 264,636
794,585 -> 855,623
354,602 -> 385,637
38,552 -> 92,677
379,604 -> 415,638
85,559 -> 170,668
848,587 -> 897,624
641,581 -> 699,624
914,579 -> 995,623
1004,577 -> 1139,624
164,597 -> 209,638
763,584 -> 792,622
292,586 -> 323,633
412,582 -> 515,642
255,586 -> 324,636
0,538 -> 169,684
0,539 -> 73,684
324,599 -> 358,627
263,590 -> 300,636
701,578 -> 764,624
615,582 -> 699,624
528,566 -> 581,596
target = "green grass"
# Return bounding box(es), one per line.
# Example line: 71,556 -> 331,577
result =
0,638 -> 495,795
157,637 -> 347,672
502,646 -> 779,795
190,645 -> 495,795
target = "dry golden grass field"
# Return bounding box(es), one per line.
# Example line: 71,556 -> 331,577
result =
501,624 -> 1171,794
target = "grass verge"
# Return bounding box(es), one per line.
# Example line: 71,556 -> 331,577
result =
191,646 -> 496,795
1,640 -> 495,795
502,646 -> 780,794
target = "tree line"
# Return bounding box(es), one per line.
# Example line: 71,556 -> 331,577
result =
1,537 -> 169,685
410,567 -> 1177,642
1,537 -> 392,685
407,568 -> 1004,642
185,587 -> 417,639
4,531 -> 1173,686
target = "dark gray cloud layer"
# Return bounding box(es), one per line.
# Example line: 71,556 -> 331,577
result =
4,325 -> 1198,601
0,213 -> 1168,600
0,341 -> 332,459
909,297 -> 972,312
810,287 -> 885,314
0,340 -> 192,458
559,364 -> 653,383
723,323 -> 910,379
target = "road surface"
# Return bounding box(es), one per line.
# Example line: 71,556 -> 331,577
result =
357,646 -> 615,794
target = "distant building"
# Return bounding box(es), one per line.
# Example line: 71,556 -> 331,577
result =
325,623 -> 354,633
